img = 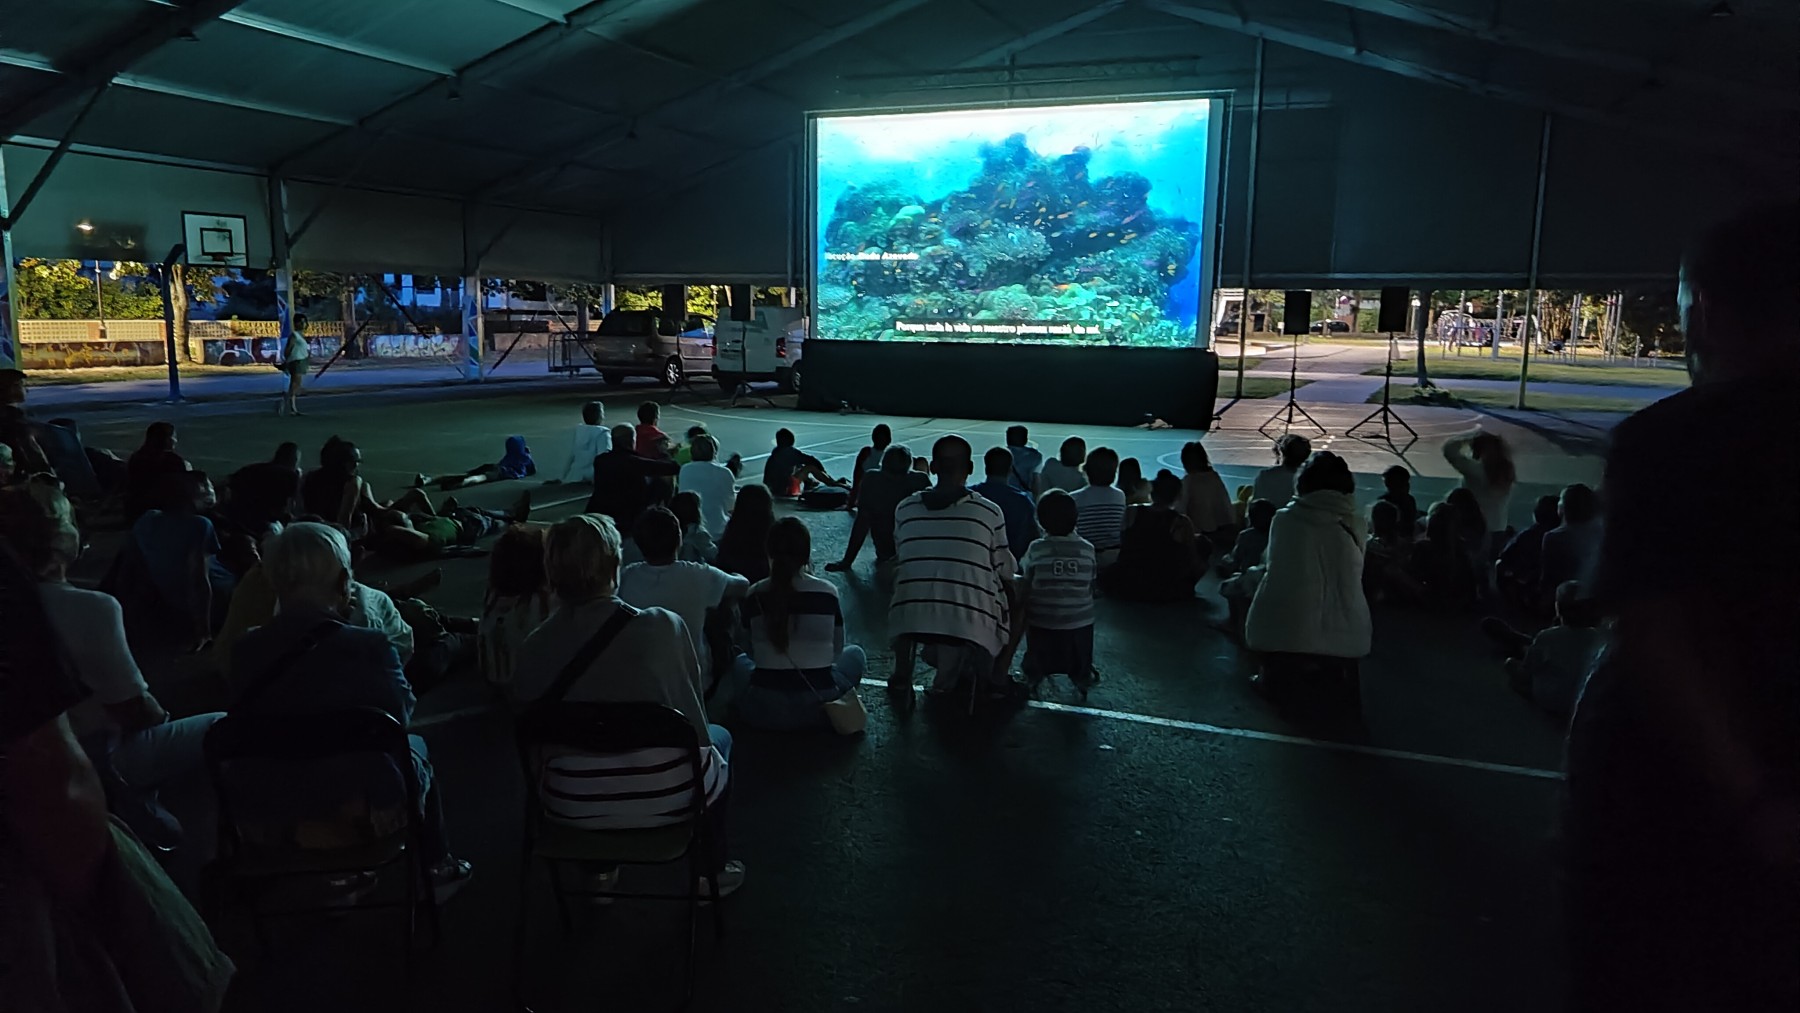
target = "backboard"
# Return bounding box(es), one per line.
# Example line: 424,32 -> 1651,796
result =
181,211 -> 249,268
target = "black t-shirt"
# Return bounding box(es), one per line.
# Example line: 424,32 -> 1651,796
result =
229,462 -> 301,527
1565,378 -> 1800,1011
585,450 -> 679,533
762,444 -> 809,492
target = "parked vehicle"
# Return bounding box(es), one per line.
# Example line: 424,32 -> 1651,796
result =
1309,319 -> 1351,334
582,309 -> 714,387
712,306 -> 806,394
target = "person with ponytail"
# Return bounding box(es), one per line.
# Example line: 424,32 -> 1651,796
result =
734,517 -> 865,731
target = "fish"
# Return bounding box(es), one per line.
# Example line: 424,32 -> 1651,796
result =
1122,210 -> 1143,225
1049,231 -> 1062,237
1106,232 -> 1116,237
1033,218 -> 1043,226
981,219 -> 992,227
1056,212 -> 1071,219
1088,232 -> 1099,238
1122,231 -> 1138,240
1077,200 -> 1088,207
1106,300 -> 1121,307
1165,264 -> 1178,275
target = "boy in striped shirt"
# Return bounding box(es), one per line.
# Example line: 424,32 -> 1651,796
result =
1019,490 -> 1097,696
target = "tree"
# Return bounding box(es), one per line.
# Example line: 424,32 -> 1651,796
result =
13,259 -> 94,318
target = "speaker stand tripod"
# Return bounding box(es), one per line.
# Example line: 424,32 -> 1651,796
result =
1346,330 -> 1418,446
1258,331 -> 1326,439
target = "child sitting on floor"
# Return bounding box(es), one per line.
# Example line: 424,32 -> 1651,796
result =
1363,500 -> 1422,604
1482,580 -> 1606,717
1019,491 -> 1097,698
1220,499 -> 1277,576
671,490 -> 716,563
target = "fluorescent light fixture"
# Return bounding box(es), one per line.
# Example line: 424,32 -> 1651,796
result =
75,220 -> 95,232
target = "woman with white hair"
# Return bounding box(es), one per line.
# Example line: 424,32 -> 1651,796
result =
515,513 -> 745,898
227,522 -> 472,899
0,482 -> 223,841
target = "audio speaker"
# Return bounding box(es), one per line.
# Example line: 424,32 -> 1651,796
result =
1282,291 -> 1311,336
661,284 -> 686,324
728,284 -> 753,321
1378,287 -> 1410,333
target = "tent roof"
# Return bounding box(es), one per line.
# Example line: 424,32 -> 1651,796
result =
3,0 -> 1796,217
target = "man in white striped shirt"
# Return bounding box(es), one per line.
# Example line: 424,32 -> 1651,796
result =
887,435 -> 1017,702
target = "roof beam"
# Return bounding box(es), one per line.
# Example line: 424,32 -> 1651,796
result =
0,0 -> 246,141
956,1 -> 1127,67
1299,0 -> 1800,110
141,1 -> 455,76
477,0 -> 930,198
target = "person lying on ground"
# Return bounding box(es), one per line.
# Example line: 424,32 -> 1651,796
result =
587,424 -> 679,537
368,485 -> 531,560
413,435 -> 535,490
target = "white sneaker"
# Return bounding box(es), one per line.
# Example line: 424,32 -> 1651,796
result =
699,860 -> 746,902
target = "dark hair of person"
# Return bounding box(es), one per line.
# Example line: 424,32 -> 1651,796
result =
1445,487 -> 1487,534
880,444 -> 913,474
1533,494 -> 1560,528
686,425 -> 706,440
718,483 -> 775,563
1037,489 -> 1077,536
1006,425 -> 1028,447
1180,440 -> 1210,472
273,441 -> 300,467
1370,499 -> 1401,540
670,490 -> 702,529
762,516 -> 811,651
1083,447 -> 1119,486
775,428 -> 796,447
143,421 -> 176,450
1247,498 -> 1278,531
1470,432 -> 1516,489
1119,457 -> 1143,490
293,313 -> 308,326
1150,469 -> 1182,505
157,469 -> 208,512
486,524 -> 548,607
872,424 -> 892,448
1058,436 -> 1086,467
1277,434 -> 1312,469
1683,201 -> 1800,342
931,434 -> 973,471
581,400 -> 603,426
633,506 -> 682,562
1295,451 -> 1354,496
637,401 -> 659,424
1559,483 -> 1599,525
983,446 -> 1013,478
1382,465 -> 1409,490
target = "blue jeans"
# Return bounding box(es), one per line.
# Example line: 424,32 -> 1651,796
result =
730,647 -> 865,731
704,724 -> 731,874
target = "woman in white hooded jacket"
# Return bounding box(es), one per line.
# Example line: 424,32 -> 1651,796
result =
1244,451 -> 1372,661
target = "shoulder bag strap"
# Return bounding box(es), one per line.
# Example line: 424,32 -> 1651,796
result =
538,602 -> 640,706
235,620 -> 343,708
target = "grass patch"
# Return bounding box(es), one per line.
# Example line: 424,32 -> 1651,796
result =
25,363 -> 270,386
1376,386 -> 1661,414
1367,354 -> 1688,388
1228,377 -> 1311,399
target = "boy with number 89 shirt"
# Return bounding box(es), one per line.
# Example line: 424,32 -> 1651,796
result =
1019,490 -> 1097,697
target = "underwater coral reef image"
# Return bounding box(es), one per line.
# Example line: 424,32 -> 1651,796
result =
813,98 -> 1217,348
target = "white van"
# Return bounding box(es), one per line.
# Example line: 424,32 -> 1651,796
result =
711,306 -> 806,393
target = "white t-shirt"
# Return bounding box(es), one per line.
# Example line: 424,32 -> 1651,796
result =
619,561 -> 745,672
1251,465 -> 1297,506
678,460 -> 736,535
349,581 -> 414,664
1070,484 -> 1127,554
560,424 -> 612,484
1037,460 -> 1087,495
38,582 -> 148,737
478,592 -> 553,687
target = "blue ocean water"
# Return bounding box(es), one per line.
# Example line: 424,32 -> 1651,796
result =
815,98 -> 1212,337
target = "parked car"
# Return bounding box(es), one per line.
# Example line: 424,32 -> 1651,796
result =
582,309 -> 714,387
712,306 -> 806,394
1309,319 -> 1351,334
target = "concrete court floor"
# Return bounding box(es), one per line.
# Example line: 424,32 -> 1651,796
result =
58,378 -> 1607,1013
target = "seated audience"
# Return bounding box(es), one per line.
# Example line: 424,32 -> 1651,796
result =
1221,499 -> 1277,576
1483,580 -> 1605,717
557,401 -> 611,484
1363,500 -> 1422,604
1102,470 -> 1203,601
587,423 -> 679,536
0,443 -> 12,485
762,428 -> 844,496
1019,490 -> 1097,696
1496,495 -> 1562,609
129,471 -> 235,644
671,491 -> 717,562
0,368 -> 52,478
1244,452 -> 1371,703
1376,465 -> 1420,534
1037,436 -> 1087,495
124,421 -> 188,521
848,424 -> 892,508
226,441 -> 303,534
827,445 -> 929,572
1541,483 -> 1603,589
414,435 -> 535,490
227,523 -> 472,898
972,446 -> 1038,562
887,436 -> 1017,700
0,483 -> 223,841
714,483 -> 776,584
678,434 -> 736,538
514,514 -> 743,895
1443,429 -> 1517,557
300,437 -> 388,531
1005,425 -> 1044,491
479,525 -> 553,690
634,401 -> 672,457
1071,447 -> 1127,567
1118,457 -> 1151,506
1178,441 -> 1236,540
1251,434 -> 1310,506
1417,489 -> 1487,608
619,506 -> 750,677
31,417 -> 104,502
734,517 -> 865,731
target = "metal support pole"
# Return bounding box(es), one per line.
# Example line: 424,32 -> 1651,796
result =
1233,37 -> 1266,408
156,245 -> 185,403
0,154 -> 17,370
1517,113 -> 1553,410
1492,289 -> 1504,357
268,176 -> 295,361
461,274 -> 484,381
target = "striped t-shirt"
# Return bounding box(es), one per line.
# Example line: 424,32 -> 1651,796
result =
1021,534 -> 1097,630
1071,484 -> 1128,553
741,572 -> 845,690
888,488 -> 1015,656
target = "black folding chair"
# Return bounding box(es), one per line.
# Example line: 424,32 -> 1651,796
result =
200,707 -> 439,971
511,702 -> 722,1007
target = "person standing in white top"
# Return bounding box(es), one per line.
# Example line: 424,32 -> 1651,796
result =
557,401 -> 612,484
277,313 -> 311,417
678,434 -> 737,538
619,506 -> 750,677
1251,434 -> 1310,507
887,435 -> 1017,702
1069,447 -> 1127,567
1442,429 -> 1517,555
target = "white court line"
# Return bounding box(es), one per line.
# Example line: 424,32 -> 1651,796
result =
854,679 -> 1562,781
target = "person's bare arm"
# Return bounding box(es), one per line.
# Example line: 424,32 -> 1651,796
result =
3,713 -> 114,907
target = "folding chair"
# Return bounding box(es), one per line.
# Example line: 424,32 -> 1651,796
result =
511,702 -> 721,1007
200,707 -> 439,971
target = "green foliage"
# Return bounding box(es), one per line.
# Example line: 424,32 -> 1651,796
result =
13,258 -> 165,319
